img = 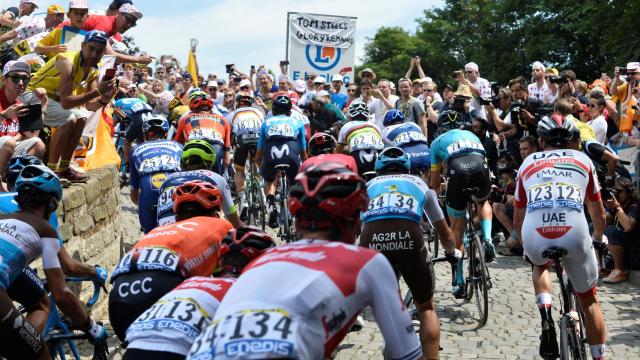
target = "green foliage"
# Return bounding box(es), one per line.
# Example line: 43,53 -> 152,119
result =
360,0 -> 640,87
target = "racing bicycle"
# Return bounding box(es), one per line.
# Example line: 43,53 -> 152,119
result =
245,147 -> 266,229
422,209 -> 439,257
275,164 -> 295,243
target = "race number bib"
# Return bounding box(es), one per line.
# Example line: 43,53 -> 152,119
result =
189,128 -> 223,143
139,155 -> 179,173
350,133 -> 382,150
527,181 -> 583,212
233,118 -> 261,134
137,247 -> 180,273
131,297 -> 210,339
446,140 -> 483,155
189,309 -> 297,359
267,123 -> 295,138
112,251 -> 134,279
394,131 -> 427,146
157,186 -> 176,213
368,192 -> 419,214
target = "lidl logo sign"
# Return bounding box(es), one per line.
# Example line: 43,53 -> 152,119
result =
305,45 -> 342,71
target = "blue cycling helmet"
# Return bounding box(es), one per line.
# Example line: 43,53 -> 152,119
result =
383,109 -> 404,127
15,165 -> 63,202
375,147 -> 411,174
142,114 -> 170,134
5,155 -> 43,191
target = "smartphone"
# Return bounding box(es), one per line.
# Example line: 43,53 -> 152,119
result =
251,65 -> 256,71
18,104 -> 43,132
279,60 -> 289,66
225,64 -> 234,73
104,68 -> 116,81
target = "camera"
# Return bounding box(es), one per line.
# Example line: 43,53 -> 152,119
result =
225,64 -> 235,74
478,97 -> 492,106
549,76 -> 568,84
617,67 -> 628,76
453,96 -> 467,111
602,188 -> 618,201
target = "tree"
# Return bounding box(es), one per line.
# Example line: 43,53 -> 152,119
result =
358,26 -> 418,83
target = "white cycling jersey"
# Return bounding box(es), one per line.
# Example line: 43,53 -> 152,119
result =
126,277 -> 235,356
514,149 -> 601,295
187,240 -> 421,360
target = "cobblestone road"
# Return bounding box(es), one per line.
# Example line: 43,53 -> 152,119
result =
96,188 -> 640,359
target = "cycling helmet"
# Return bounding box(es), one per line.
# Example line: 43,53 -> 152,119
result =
289,162 -> 368,242
189,91 -> 214,111
308,132 -> 337,156
172,180 -> 222,214
181,139 -> 216,169
272,95 -> 293,115
235,91 -> 254,106
169,105 -> 189,124
15,165 -> 63,202
142,114 -> 170,134
347,101 -> 369,121
383,109 -> 404,127
537,115 -> 576,147
375,147 -> 411,174
219,226 -> 276,275
5,155 -> 43,191
436,110 -> 463,134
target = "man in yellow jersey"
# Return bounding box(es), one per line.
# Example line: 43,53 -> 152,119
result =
26,30 -> 116,182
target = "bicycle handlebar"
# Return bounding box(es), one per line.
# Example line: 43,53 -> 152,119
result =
63,275 -> 107,308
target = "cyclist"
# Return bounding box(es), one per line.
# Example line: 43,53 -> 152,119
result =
157,139 -> 241,228
430,123 -> 495,298
114,97 -> 154,170
228,92 -> 264,218
167,97 -> 190,135
187,162 -> 424,360
129,115 -> 183,233
0,165 -> 107,360
2,156 -> 107,334
513,115 -> 607,360
174,90 -> 231,174
336,101 -> 384,180
360,147 -> 459,359
381,109 -> 431,176
307,132 -> 337,156
569,128 -> 630,189
255,95 -> 307,229
124,226 -> 276,360
109,180 -> 233,341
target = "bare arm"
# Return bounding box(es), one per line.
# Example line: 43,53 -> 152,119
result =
601,150 -> 619,178
513,206 -> 525,243
429,167 -> 441,190
58,247 -> 97,276
585,198 -> 606,240
404,58 -> 415,79
57,57 -> 99,109
0,29 -> 17,43
415,57 -> 426,79
44,267 -> 90,327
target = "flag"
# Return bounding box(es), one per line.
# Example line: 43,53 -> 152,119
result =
187,47 -> 199,88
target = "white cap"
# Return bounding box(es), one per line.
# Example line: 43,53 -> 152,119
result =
626,62 -> 640,71
68,0 -> 88,9
3,60 -> 31,76
294,79 -> 305,92
313,75 -> 326,84
278,74 -> 290,84
464,62 -> 479,72
314,90 -> 330,100
207,81 -> 218,88
238,79 -> 251,88
421,77 -> 433,84
532,61 -> 545,72
20,0 -> 39,8
389,81 -> 396,89
331,74 -> 343,82
119,3 -> 143,19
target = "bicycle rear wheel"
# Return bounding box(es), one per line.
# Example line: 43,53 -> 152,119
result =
248,175 -> 266,230
559,315 -> 585,360
470,234 -> 489,326
568,286 -> 588,359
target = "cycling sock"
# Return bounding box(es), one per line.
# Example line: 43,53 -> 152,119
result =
47,162 -> 58,172
536,293 -> 553,322
480,219 -> 492,242
455,255 -> 464,285
589,344 -> 605,360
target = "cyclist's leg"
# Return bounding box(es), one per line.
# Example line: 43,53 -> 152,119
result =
233,144 -> 250,217
0,288 -> 49,360
138,176 -> 163,234
445,160 -> 467,294
261,141 -> 279,228
469,155 -> 495,262
6,267 -> 49,333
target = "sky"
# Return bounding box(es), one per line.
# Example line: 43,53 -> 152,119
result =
27,0 -> 443,75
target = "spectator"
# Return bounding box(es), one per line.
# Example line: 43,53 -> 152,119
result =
35,0 -> 90,59
358,67 -> 376,82
154,65 -> 166,82
411,78 -> 424,97
222,89 -> 235,111
293,79 -> 305,98
308,90 -> 345,132
542,68 -> 560,104
275,74 -> 299,103
518,135 -> 539,162
304,71 -> 317,92
368,79 -> 398,129
26,30 -> 116,183
423,81 -> 443,142
0,61 -> 48,172
299,75 -> 325,106
355,79 -> 374,105
610,62 -> 640,135
588,86 -> 619,140
555,98 -> 596,141
105,0 -> 132,16
558,69 -> 588,104
471,118 -> 498,173
602,178 -> 640,284
0,4 -> 65,45
342,83 -> 358,112
461,62 -> 492,120
528,61 -> 548,102
330,74 -> 348,109
126,84 -> 146,102
205,80 -> 222,105
492,165 -> 520,256
404,56 -> 426,84
395,78 -> 427,135
0,0 -> 38,36
587,93 -> 608,143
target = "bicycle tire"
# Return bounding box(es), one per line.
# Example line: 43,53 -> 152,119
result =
255,180 -> 267,230
471,234 -> 489,326
569,288 -> 588,359
464,239 -> 474,301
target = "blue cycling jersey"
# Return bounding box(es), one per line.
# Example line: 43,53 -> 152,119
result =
430,129 -> 485,170
257,114 -> 307,152
362,174 -> 431,223
130,140 -> 183,233
0,193 -> 61,245
113,97 -> 153,118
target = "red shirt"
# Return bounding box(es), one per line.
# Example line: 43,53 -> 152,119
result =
58,15 -> 123,41
0,87 -> 21,137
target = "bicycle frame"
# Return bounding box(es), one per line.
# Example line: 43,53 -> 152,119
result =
246,147 -> 266,229
276,166 -> 294,243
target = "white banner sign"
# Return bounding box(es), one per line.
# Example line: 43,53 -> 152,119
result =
287,12 -> 357,84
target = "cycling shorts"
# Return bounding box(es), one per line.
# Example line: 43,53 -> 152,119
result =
7,267 -> 45,309
360,219 -> 435,304
403,143 -> 431,174
350,149 -> 379,177
108,270 -> 184,342
138,172 -> 169,233
261,139 -> 301,182
233,143 -> 257,168
446,153 -> 490,216
123,348 -> 185,360
0,301 -> 45,360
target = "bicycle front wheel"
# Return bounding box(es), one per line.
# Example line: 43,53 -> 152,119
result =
470,234 -> 489,326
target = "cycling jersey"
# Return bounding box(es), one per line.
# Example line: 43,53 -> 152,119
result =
174,112 -> 231,149
228,107 -> 264,146
257,114 -> 307,182
111,216 -> 233,281
514,149 -> 600,295
0,193 -> 61,244
187,240 -> 421,360
382,122 -> 431,172
0,219 -> 60,289
337,120 -> 384,152
130,139 -> 183,233
362,174 -> 444,224
114,98 -> 154,143
126,277 -> 235,356
430,129 -> 485,171
157,170 -> 236,227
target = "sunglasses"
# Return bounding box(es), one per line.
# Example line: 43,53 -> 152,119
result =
628,72 -> 639,75
424,89 -> 434,93
240,86 -> 250,90
122,14 -> 137,27
362,73 -> 373,77
225,94 -> 234,97
8,75 -> 30,84
588,103 -> 601,108
347,89 -> 356,92
465,71 -> 474,74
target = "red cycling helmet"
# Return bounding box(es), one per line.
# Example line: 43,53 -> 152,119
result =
218,226 -> 276,275
308,132 -> 337,156
289,162 -> 368,243
172,180 -> 222,214
189,94 -> 214,111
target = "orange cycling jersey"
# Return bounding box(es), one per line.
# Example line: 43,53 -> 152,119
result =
174,112 -> 232,150
129,217 -> 233,278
